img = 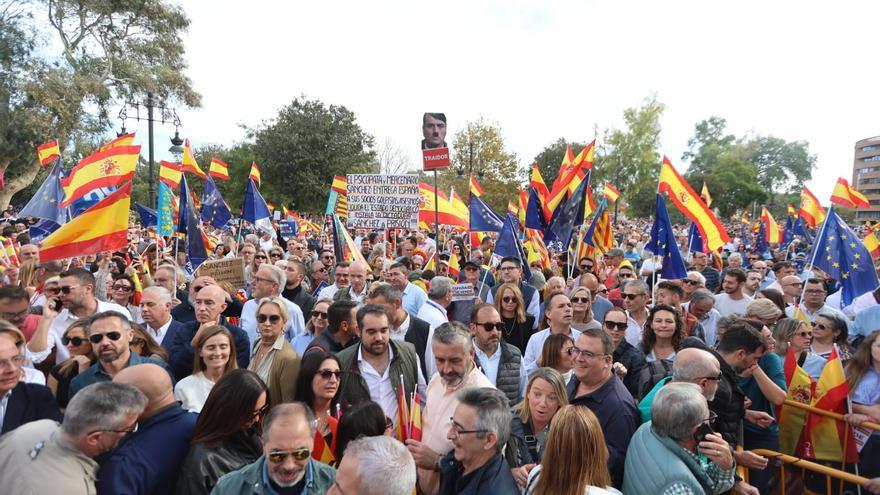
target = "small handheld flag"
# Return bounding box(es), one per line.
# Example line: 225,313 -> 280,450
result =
37,141 -> 61,167
249,162 -> 262,187
208,158 -> 230,180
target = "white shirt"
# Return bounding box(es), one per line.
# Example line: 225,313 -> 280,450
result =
32,300 -> 132,365
0,390 -> 10,428
317,283 -> 343,300
174,371 -> 215,413
240,296 -> 306,346
357,344 -> 399,421
624,311 -> 646,348
473,341 -> 527,402
145,317 -> 173,346
23,367 -> 46,385
390,313 -> 412,342
713,293 -> 753,317
523,327 -> 582,377
417,300 -> 448,380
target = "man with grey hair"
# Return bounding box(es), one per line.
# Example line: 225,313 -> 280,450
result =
330,436 -> 416,495
406,322 -> 492,495
685,289 -> 720,346
418,276 -> 454,379
624,382 -> 735,494
637,347 -> 723,423
213,402 -> 336,494
622,279 -> 650,347
682,270 -> 707,303
333,260 -> 370,304
438,387 -> 518,494
240,262 -> 306,346
139,286 -> 184,348
0,381 -> 147,494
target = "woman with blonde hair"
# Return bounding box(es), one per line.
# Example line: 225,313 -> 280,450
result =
506,367 -> 569,489
745,298 -> 783,326
524,405 -> 619,494
17,259 -> 39,295
248,297 -> 300,405
570,286 -> 601,332
494,282 -> 535,354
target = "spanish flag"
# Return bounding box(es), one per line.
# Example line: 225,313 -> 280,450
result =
803,347 -> 859,462
603,182 -> 621,203
700,181 -> 713,207
61,145 -> 140,208
98,133 -> 135,152
865,230 -> 880,258
547,141 -> 595,212
799,186 -> 826,228
449,187 -> 468,219
311,414 -> 338,467
409,394 -> 423,442
551,144 -> 576,193
469,177 -> 485,197
761,207 -> 782,243
831,178 -> 870,209
181,139 -> 207,179
787,203 -> 797,217
37,141 -> 61,167
41,182 -> 132,262
448,254 -> 460,279
778,347 -> 815,456
658,157 -> 730,252
249,162 -> 262,187
395,383 -> 410,442
208,158 -> 229,180
419,183 -> 467,229
159,161 -> 183,189
530,163 -> 552,221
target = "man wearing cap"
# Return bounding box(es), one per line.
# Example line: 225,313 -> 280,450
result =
602,248 -> 625,289
486,256 -> 540,330
606,260 -> 637,302
450,259 -> 491,325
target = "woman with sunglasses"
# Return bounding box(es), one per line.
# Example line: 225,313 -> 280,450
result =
248,297 -> 300,406
293,351 -> 342,463
175,369 -> 269,495
603,307 -> 646,398
772,318 -> 827,378
110,273 -> 141,323
538,334 -> 576,385
245,249 -> 270,286
175,325 -> 238,413
570,287 -> 601,332
506,367 -> 569,489
641,304 -> 685,363
292,298 -> 332,355
268,248 -> 284,263
47,320 -> 96,409
844,331 -> 880,480
494,282 -> 536,355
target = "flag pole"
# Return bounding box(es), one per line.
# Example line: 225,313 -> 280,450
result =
433,171 -> 440,246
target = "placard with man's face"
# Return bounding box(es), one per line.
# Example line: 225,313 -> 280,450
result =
421,113 -> 447,150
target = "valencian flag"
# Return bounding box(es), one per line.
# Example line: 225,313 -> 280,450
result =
761,207 -> 783,243
40,182 -> 132,262
98,133 -> 135,152
208,158 -> 230,180
157,182 -> 176,237
658,157 -> 730,253
802,347 -> 859,462
506,201 -> 517,217
831,178 -> 870,208
603,182 -> 621,203
37,141 -> 61,167
526,230 -> 552,270
469,177 -> 484,197
200,177 -> 233,229
249,162 -> 262,186
311,414 -> 338,466
778,347 -> 816,456
181,139 -> 207,179
809,207 -> 880,305
61,144 -> 140,208
583,198 -> 613,253
646,194 -> 688,280
159,161 -> 183,189
799,186 -> 826,228
700,181 -> 713,207
469,195 -> 504,232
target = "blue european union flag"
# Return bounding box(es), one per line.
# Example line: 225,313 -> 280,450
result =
524,187 -> 547,231
179,176 -> 208,268
242,179 -> 273,234
754,221 -> 769,255
548,178 -> 588,251
646,194 -> 687,279
19,162 -> 68,224
469,196 -> 504,232
200,177 -> 232,229
809,207 -> 879,305
492,213 -> 528,272
687,222 -> 704,254
136,203 -> 157,228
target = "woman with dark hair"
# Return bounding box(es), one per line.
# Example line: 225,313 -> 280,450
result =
756,288 -> 786,315
130,322 -> 169,363
175,325 -> 238,413
640,304 -> 684,363
603,307 -> 646,398
333,401 -> 390,462
494,282 -> 536,354
110,272 -> 141,322
47,320 -> 95,409
293,351 -> 342,463
175,369 -> 269,495
538,334 -> 576,384
845,331 -> 880,479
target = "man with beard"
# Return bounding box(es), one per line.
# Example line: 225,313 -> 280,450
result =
469,304 -> 525,405
212,403 -> 336,494
743,269 -> 763,297
713,268 -> 752,317
405,322 -> 492,495
335,304 -> 424,422
68,311 -> 173,397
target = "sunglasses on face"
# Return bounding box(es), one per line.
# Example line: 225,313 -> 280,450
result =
580,265 -> 592,270
618,273 -> 634,279
317,369 -> 342,379
501,296 -> 517,304
44,287 -> 61,295
268,448 -> 311,463
252,403 -> 270,420
255,255 -> 267,260
604,321 -> 628,331
476,322 -> 503,332
112,285 -> 133,292
622,293 -> 642,300
62,336 -> 86,346
682,280 -> 699,286
699,373 -> 723,382
89,331 -> 122,344
311,311 -> 328,319
796,331 -> 813,339
571,297 -> 590,303
59,285 -> 80,294
270,252 -> 282,258
257,314 -> 282,324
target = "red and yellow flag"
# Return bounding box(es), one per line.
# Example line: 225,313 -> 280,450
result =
526,230 -> 551,270
419,183 -> 467,229
865,230 -> 880,259
98,133 -> 135,152
603,182 -> 621,203
208,158 -> 229,180
37,141 -> 61,167
181,139 -> 207,179
249,162 -> 262,186
159,161 -> 183,189
448,255 -> 460,279
778,347 -> 815,456
518,188 -> 528,227
61,145 -> 140,207
700,181 -> 713,207
831,178 -> 870,209
761,207 -> 782,243
546,141 -> 595,212
409,394 -> 423,442
803,347 -> 859,462
449,187 -> 468,219
469,177 -> 484,197
395,385 -> 410,442
799,186 -> 826,228
551,144 -> 576,192
330,175 -> 347,194
311,414 -> 338,466
530,163 -> 552,221
42,182 -> 132,262
659,157 -> 730,252
786,203 -> 796,217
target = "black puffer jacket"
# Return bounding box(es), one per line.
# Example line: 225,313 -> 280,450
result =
174,428 -> 263,495
613,339 -> 647,398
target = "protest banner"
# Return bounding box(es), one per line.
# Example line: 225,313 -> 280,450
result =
450,283 -> 476,302
346,174 -> 420,230
196,257 -> 246,289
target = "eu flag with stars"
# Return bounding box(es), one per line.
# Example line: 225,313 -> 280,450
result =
469,196 -> 504,232
687,222 -> 704,254
809,207 -> 879,305
178,176 -> 208,268
19,162 -> 68,224
548,178 -> 587,251
200,177 -> 232,229
524,187 -> 547,231
136,203 -> 157,228
646,194 -> 687,280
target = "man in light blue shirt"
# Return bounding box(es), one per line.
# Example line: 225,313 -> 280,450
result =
469,304 -> 526,405
240,264 -> 306,346
388,262 -> 427,316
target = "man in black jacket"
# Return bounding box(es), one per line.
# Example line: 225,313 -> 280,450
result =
281,259 -> 316,320
365,283 -> 431,379
0,327 -> 62,434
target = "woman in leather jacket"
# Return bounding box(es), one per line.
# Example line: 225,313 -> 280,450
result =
174,369 -> 269,495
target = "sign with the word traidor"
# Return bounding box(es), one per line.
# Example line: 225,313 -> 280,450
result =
196,257 -> 246,289
346,174 -> 420,230
450,283 -> 476,302
422,147 -> 450,170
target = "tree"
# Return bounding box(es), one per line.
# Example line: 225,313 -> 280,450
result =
429,117 -> 521,213
532,137 -> 587,188
375,137 -> 417,175
745,136 -> 815,201
1,0 -> 200,208
246,96 -> 376,212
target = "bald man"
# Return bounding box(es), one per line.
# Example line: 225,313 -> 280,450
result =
779,275 -> 803,305
637,347 -> 722,423
167,285 -> 250,380
97,364 -> 197,494
333,260 -> 371,304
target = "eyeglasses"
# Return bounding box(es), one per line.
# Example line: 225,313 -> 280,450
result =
252,403 -> 270,420
784,282 -> 803,288
702,411 -> 719,425
315,267 -> 328,273
476,322 -> 503,332
270,252 -> 283,258
90,421 -> 138,436
311,311 -> 328,319
321,255 -> 335,260
699,373 -> 723,382
88,331 -> 123,344
252,276 -> 275,284
618,273 -> 634,279
796,331 -> 813,339
0,308 -> 28,320
59,285 -> 80,294
255,255 -> 268,260
622,293 -> 642,300
267,448 -> 311,463
112,285 -> 133,292
44,287 -> 61,295
449,417 -> 489,436
604,321 -> 628,331
567,347 -> 608,359
682,280 -> 699,286
597,288 -> 608,294
499,266 -> 518,271
501,296 -> 518,304
257,314 -> 283,324
571,297 -> 590,303
580,265 -> 592,271
318,369 -> 342,379
0,355 -> 25,369
62,336 -> 86,346
813,323 -> 830,331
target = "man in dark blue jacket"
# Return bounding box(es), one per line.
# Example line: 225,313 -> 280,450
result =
0,328 -> 61,434
97,363 -> 197,495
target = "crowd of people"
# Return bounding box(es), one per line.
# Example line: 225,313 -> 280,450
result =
0,214 -> 877,495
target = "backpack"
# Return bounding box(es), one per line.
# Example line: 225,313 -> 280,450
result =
635,358 -> 674,401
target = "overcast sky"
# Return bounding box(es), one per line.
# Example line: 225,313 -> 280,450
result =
147,0 -> 880,203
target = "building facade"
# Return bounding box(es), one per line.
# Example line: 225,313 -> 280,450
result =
853,136 -> 880,221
